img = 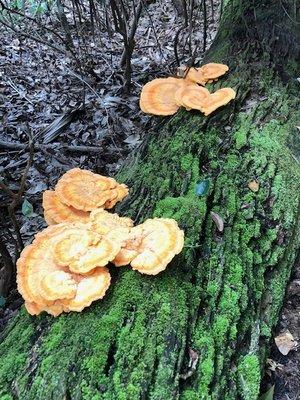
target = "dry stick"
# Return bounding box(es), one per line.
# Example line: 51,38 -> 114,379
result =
56,0 -> 74,48
6,78 -> 34,106
0,19 -> 66,55
119,0 -> 143,67
210,0 -> 214,21
0,140 -> 104,154
174,26 -> 185,66
188,0 -> 195,58
122,1 -> 144,90
0,180 -> 16,199
174,0 -> 189,66
9,142 -> 34,252
0,235 -> 15,297
141,0 -> 172,74
202,0 -> 207,53
110,0 -> 132,89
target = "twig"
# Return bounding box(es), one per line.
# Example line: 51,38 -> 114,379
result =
0,18 -> 66,54
0,140 -> 104,154
0,234 -> 15,297
67,70 -> 102,101
6,77 -> 34,105
141,0 -> 171,73
0,180 -> 16,199
202,0 -> 207,53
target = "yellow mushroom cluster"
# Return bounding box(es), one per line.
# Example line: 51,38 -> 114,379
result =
17,168 -> 184,317
140,63 -> 236,116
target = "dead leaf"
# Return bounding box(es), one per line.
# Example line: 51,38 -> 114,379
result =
266,358 -> 283,372
211,211 -> 224,232
275,330 -> 297,355
248,180 -> 259,192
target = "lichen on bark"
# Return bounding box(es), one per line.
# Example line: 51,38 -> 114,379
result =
0,1 -> 299,399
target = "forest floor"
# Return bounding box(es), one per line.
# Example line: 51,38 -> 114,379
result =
0,2 -> 299,398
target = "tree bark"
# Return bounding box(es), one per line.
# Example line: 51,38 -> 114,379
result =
0,1 -> 299,399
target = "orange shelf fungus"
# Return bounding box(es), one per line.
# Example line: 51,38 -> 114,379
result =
140,77 -> 186,116
140,63 -> 234,117
60,267 -> 111,312
90,208 -> 133,237
104,183 -> 129,209
185,63 -> 229,85
175,85 -> 211,111
200,63 -> 229,81
113,218 -> 184,275
199,88 -> 236,116
43,190 -> 90,225
55,168 -> 128,211
17,166 -> 186,316
17,223 -> 112,316
54,230 -> 120,274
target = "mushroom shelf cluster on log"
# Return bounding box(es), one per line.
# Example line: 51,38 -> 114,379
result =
140,63 -> 236,116
17,169 -> 184,317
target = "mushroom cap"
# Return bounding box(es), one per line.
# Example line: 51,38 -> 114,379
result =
113,218 -> 184,275
175,85 -> 211,111
140,77 -> 186,116
17,224 -> 78,307
200,63 -> 229,80
54,231 -> 120,274
43,190 -> 90,225
90,209 -> 133,259
200,88 -> 236,116
90,208 -> 133,235
17,223 -> 112,316
185,63 -> 229,85
55,168 -> 118,211
104,183 -> 129,209
185,68 -> 207,85
61,267 -> 111,312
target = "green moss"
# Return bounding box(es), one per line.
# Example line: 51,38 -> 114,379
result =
237,355 -> 260,400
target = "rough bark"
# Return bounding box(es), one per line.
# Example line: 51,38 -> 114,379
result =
0,1 -> 299,399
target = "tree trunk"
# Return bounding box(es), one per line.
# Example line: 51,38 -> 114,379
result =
0,1 -> 299,399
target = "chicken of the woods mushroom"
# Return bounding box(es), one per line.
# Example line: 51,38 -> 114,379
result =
42,168 -> 129,225
17,223 -> 115,316
140,62 -> 235,116
113,218 -> 184,275
18,168 -> 185,317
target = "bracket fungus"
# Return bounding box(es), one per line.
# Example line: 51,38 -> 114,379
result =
55,168 -> 129,211
199,88 -> 236,116
140,77 -> 187,116
43,190 -> 90,225
17,168 -> 185,317
113,218 -> 184,275
185,63 -> 229,85
90,208 -> 133,240
17,223 -> 112,316
140,62 -> 235,116
175,85 -> 211,111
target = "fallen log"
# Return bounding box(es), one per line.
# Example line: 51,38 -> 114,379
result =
0,1 -> 299,399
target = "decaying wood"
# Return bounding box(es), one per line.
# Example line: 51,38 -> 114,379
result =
0,1 -> 299,399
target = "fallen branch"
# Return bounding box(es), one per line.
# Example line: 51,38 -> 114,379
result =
0,141 -> 103,154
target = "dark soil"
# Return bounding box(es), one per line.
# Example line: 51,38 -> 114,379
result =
261,261 -> 300,400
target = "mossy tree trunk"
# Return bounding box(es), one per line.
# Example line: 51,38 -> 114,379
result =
0,1 -> 299,399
